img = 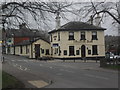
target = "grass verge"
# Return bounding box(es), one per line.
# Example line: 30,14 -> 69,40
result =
102,65 -> 120,70
2,71 -> 25,88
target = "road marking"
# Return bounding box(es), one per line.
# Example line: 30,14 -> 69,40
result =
49,67 -> 53,69
60,69 -> 64,71
12,63 -> 30,71
18,60 -> 22,61
28,80 -> 48,88
65,70 -> 74,73
40,64 -> 43,66
60,69 -> 74,73
84,74 -> 109,80
56,73 -> 63,76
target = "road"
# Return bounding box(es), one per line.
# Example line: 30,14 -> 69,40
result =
2,54 -> 118,88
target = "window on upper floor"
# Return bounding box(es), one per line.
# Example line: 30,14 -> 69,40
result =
53,36 -> 57,41
58,32 -> 60,41
69,32 -> 74,40
80,32 -> 86,40
92,31 -> 98,40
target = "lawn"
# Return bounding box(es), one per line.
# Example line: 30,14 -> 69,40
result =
102,65 -> 120,70
2,71 -> 24,88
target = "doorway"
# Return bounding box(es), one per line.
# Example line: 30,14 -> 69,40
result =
69,46 -> 74,56
34,44 -> 40,59
81,45 -> 86,57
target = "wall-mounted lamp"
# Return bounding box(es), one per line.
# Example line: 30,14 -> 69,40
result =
87,47 -> 89,50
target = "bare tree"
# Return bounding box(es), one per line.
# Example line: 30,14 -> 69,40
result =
1,1 -> 120,30
1,1 -> 74,29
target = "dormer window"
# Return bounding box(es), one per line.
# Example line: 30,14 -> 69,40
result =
69,32 -> 74,40
92,31 -> 98,40
80,32 -> 86,40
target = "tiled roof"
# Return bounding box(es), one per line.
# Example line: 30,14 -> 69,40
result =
49,21 -> 106,33
14,40 -> 32,46
5,28 -> 50,44
6,28 -> 41,38
14,37 -> 50,46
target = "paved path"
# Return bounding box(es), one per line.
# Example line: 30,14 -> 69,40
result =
2,54 -> 119,88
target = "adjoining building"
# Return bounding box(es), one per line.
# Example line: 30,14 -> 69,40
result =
48,14 -> 106,60
4,23 -> 49,54
10,37 -> 51,59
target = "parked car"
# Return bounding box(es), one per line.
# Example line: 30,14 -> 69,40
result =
110,52 -> 114,59
114,55 -> 120,59
106,52 -> 120,59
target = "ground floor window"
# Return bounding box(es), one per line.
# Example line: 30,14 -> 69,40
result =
69,46 -> 75,56
26,45 -> 29,54
14,46 -> 15,55
88,50 -> 91,55
41,49 -> 44,54
20,46 -> 22,54
64,50 -> 67,55
92,45 -> 98,55
76,50 -> 80,55
46,49 -> 50,55
54,48 -> 58,54
58,46 -> 61,56
51,47 -> 53,55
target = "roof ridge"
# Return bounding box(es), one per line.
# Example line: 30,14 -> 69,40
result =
49,21 -> 106,34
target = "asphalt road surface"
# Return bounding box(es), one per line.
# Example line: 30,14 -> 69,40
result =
2,54 -> 119,88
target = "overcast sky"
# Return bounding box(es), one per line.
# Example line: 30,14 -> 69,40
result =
26,10 -> 118,36
0,1 -> 119,36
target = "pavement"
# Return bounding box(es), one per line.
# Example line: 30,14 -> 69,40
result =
2,61 -> 50,88
2,55 -> 51,88
2,54 -> 119,88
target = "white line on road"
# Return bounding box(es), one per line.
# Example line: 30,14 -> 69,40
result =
40,64 -> 43,66
11,63 -> 30,71
60,69 -> 64,71
18,60 -> 22,61
65,70 -> 74,73
56,73 -> 63,76
84,74 -> 109,80
60,69 -> 74,73
49,67 -> 53,69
